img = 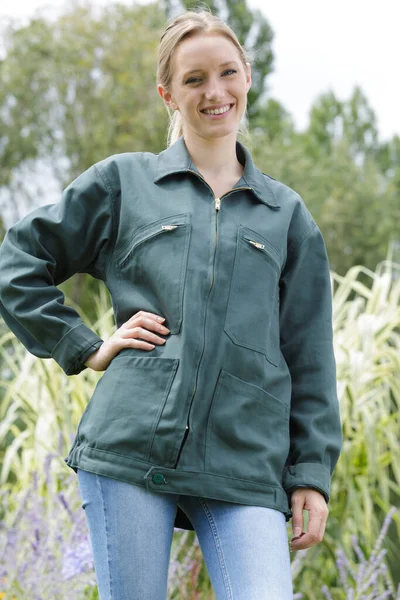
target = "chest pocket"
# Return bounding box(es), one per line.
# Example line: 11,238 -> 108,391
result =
116,213 -> 191,334
224,225 -> 281,366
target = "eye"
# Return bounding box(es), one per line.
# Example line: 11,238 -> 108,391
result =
185,76 -> 201,85
222,69 -> 237,76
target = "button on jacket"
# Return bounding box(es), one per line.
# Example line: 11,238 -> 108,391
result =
0,137 -> 342,530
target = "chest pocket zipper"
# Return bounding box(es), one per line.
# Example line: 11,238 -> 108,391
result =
224,227 -> 281,366
244,237 -> 280,274
116,215 -> 191,335
247,239 -> 265,250
161,225 -> 179,231
118,223 -> 186,269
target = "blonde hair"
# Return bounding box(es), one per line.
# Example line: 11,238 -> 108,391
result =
157,9 -> 251,147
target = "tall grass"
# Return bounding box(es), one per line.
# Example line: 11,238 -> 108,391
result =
291,261 -> 400,599
331,262 -> 400,542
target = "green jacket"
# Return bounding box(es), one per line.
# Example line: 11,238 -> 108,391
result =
0,137 -> 342,530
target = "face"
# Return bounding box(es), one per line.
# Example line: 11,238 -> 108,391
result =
158,32 -> 251,143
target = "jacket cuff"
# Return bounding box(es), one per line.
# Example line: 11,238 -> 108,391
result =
283,463 -> 331,503
51,323 -> 104,375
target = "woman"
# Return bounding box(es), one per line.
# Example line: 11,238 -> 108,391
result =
0,9 -> 342,600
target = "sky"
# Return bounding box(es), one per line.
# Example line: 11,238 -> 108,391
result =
0,0 -> 399,143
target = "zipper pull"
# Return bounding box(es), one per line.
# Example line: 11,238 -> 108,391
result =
161,225 -> 178,231
248,239 -> 265,250
215,197 -> 221,211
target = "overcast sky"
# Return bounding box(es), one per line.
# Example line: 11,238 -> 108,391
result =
1,0 -> 399,143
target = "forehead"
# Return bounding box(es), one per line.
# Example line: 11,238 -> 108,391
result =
173,32 -> 241,73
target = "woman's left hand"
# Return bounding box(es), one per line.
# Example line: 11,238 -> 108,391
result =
290,488 -> 329,551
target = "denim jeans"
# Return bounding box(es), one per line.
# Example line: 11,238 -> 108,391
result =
77,469 -> 293,600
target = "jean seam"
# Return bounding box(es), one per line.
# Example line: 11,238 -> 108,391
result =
198,498 -> 234,600
97,474 -> 113,600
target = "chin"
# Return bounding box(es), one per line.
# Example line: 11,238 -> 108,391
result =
201,125 -> 240,141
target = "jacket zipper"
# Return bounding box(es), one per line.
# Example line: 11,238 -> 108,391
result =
244,236 -> 281,273
119,223 -> 185,268
247,239 -> 264,250
173,170 -> 251,468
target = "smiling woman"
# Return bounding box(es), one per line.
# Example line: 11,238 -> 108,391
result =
157,11 -> 251,151
157,31 -> 251,179
0,7 -> 342,600
156,22 -> 252,199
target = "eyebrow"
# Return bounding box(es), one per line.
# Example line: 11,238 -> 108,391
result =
182,61 -> 239,78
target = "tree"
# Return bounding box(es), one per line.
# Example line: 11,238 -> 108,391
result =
302,86 -> 379,163
0,2 -> 168,196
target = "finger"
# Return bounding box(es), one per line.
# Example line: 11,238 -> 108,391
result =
126,311 -> 165,326
117,337 -> 156,351
291,512 -> 324,550
123,338 -> 155,350
318,506 -> 328,541
125,316 -> 170,335
291,496 -> 304,539
123,327 -> 167,345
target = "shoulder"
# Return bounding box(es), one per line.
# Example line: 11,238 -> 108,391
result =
92,151 -> 159,190
95,150 -> 158,170
262,172 -> 321,253
93,152 -> 158,175
261,172 -> 317,243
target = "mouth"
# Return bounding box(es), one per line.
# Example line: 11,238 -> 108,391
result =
200,103 -> 234,117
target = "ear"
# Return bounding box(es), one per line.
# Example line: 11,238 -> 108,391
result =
157,84 -> 178,111
245,62 -> 252,92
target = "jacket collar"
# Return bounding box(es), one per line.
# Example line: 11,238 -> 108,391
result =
154,136 -> 280,209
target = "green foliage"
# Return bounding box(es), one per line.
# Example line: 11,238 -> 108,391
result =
0,2 -> 168,190
292,261 -> 400,598
304,87 -> 379,161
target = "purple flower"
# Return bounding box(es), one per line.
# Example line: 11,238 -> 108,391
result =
0,452 -> 97,598
62,540 -> 94,580
324,507 -> 398,599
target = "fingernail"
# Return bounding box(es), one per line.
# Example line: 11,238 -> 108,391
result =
157,317 -> 165,322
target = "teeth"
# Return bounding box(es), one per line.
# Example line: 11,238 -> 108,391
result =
203,105 -> 231,115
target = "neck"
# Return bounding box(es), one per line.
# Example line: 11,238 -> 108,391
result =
183,131 -> 243,178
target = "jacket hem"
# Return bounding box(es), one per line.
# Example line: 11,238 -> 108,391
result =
65,443 -> 292,522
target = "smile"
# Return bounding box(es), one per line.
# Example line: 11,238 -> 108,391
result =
201,104 -> 233,116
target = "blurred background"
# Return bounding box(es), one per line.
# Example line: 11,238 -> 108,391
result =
0,1 -> 399,599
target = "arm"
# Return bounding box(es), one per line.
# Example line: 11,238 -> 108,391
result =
279,217 -> 342,504
0,164 -> 116,375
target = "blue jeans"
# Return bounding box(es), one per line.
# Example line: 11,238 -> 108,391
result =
77,469 -> 293,600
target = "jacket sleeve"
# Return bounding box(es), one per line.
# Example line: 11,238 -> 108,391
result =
0,163 -> 116,376
279,216 -> 342,503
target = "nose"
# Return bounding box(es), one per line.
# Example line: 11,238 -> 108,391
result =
204,75 -> 225,101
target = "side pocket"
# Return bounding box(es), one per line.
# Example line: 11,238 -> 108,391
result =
205,370 -> 289,486
77,355 -> 179,461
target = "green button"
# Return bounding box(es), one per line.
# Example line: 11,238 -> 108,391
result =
152,473 -> 165,485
